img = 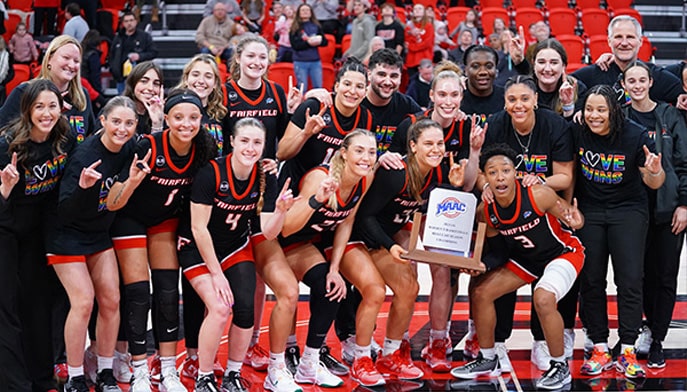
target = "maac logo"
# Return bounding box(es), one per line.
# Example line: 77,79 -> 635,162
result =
435,197 -> 467,218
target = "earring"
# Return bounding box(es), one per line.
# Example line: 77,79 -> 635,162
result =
534,103 -> 538,110
47,64 -> 52,70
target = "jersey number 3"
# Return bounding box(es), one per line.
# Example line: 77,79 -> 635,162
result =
513,235 -> 535,249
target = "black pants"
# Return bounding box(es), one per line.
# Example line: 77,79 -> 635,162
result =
643,220 -> 684,342
578,208 -> 648,346
0,229 -> 32,392
321,19 -> 343,44
33,7 -> 58,36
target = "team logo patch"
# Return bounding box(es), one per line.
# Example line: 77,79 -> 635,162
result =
250,192 -> 259,198
322,113 -> 332,124
266,97 -> 274,104
435,197 -> 467,218
524,210 -> 532,219
219,181 -> 230,192
228,91 -> 238,101
490,214 -> 499,225
155,155 -> 166,167
352,196 -> 359,203
450,139 -> 460,145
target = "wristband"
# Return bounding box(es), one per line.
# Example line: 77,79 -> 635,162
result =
308,195 -> 324,209
649,168 -> 664,177
538,176 -> 546,185
562,103 -> 575,111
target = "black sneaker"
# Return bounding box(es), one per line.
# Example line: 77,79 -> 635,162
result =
319,345 -> 350,376
450,352 -> 501,379
536,360 -> 572,390
647,341 -> 666,369
64,375 -> 90,392
221,371 -> 250,392
285,345 -> 301,375
95,369 -> 122,392
195,374 -> 221,392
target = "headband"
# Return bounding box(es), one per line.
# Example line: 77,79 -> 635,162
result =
164,92 -> 203,114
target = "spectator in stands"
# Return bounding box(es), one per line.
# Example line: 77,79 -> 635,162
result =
493,28 -> 523,88
67,0 -> 97,28
572,15 -> 686,108
81,29 -> 103,95
405,58 -> 432,109
33,0 -> 59,36
375,3 -> 405,56
135,0 -> 160,24
196,2 -> 236,65
227,21 -> 256,54
362,36 -> 385,66
261,1 -> 282,48
448,28 -> 473,66
449,8 -> 478,45
0,37 -> 14,106
241,0 -> 266,32
525,21 -> 550,62
8,23 -> 38,65
62,3 -> 90,42
276,5 -> 295,62
109,11 -> 157,94
492,17 -> 507,36
290,3 -> 327,89
345,0 -> 376,60
405,3 -> 434,80
307,0 -> 342,43
203,0 -> 243,20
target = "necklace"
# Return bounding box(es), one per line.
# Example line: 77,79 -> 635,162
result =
513,128 -> 533,154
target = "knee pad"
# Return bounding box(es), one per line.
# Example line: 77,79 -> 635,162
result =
225,262 -> 255,329
152,269 -> 180,342
302,263 -> 329,297
124,281 -> 150,356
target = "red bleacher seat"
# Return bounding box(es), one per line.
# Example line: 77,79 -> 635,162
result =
6,64 -> 31,93
395,7 -> 407,23
587,34 -> 609,61
610,7 -> 642,24
637,35 -> 654,62
547,7 -> 578,36
267,63 -> 296,92
6,0 -> 32,12
566,62 -> 585,72
513,7 -> 544,30
446,7 -> 471,31
479,0 -> 506,8
100,0 -> 130,9
575,0 -> 602,9
557,34 -> 585,63
480,7 -> 510,36
3,12 -> 24,43
605,0 -> 633,9
318,34 -> 336,64
581,8 -> 610,36
322,63 -> 336,91
510,0 -> 538,8
341,34 -> 352,55
544,0 -> 572,8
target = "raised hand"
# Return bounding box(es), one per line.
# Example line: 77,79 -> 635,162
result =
314,176 -> 339,204
275,178 -> 298,212
642,145 -> 663,175
79,160 -> 103,189
129,149 -> 152,184
0,152 -> 20,198
286,75 -> 304,114
559,74 -> 575,108
262,158 -> 279,175
557,197 -> 583,229
509,25 -> 526,64
448,152 -> 464,187
144,87 -> 165,130
303,105 -> 328,136
470,114 -> 486,151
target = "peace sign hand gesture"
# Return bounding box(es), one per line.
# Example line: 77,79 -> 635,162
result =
304,105 -> 328,136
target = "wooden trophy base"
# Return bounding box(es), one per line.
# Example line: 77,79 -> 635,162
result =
400,212 -> 486,271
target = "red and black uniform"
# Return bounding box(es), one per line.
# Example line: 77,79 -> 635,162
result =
484,180 -> 584,282
111,129 -> 200,357
178,155 -> 277,329
223,79 -> 289,159
280,97 -> 372,192
389,109 -> 473,162
353,158 -> 446,250
278,164 -> 367,350
0,132 -> 76,391
46,134 -> 135,262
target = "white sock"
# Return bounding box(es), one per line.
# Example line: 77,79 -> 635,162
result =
251,328 -> 260,347
97,356 -> 114,371
226,359 -> 242,373
269,351 -> 285,367
402,331 -> 410,341
302,346 -> 319,362
551,355 -> 565,362
160,356 -> 176,373
383,338 -> 401,356
467,319 -> 476,337
354,344 -> 371,359
594,343 -> 609,352
446,320 -> 452,338
68,365 -> 84,378
430,329 -> 446,343
481,347 -> 495,360
198,370 -> 213,379
286,335 -> 298,348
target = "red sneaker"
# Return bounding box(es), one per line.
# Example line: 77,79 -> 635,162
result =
426,338 -> 451,373
179,355 -> 199,379
54,363 -> 68,384
351,356 -> 386,387
464,334 -> 480,360
376,348 -> 424,380
243,344 -> 269,371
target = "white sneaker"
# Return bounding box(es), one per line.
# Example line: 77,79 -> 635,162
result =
130,367 -> 152,392
563,328 -> 575,360
494,343 -> 512,373
531,340 -> 552,371
113,350 -> 133,383
83,346 -> 98,384
635,325 -> 652,356
159,369 -> 186,392
294,359 -> 343,387
370,338 -> 383,358
340,336 -> 355,365
264,363 -> 303,392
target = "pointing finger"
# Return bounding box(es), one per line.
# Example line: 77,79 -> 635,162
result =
288,75 -> 293,91
88,159 -> 103,170
10,151 -> 17,167
318,104 -> 327,117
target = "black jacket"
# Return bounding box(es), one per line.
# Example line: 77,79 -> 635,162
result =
108,29 -> 157,82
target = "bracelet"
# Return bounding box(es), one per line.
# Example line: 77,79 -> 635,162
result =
151,126 -> 163,133
562,103 -> 575,111
538,176 -> 546,185
482,183 -> 490,191
649,168 -> 664,177
308,195 -> 323,209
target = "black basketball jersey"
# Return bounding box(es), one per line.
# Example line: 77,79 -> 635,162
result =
354,157 -> 446,250
279,165 -> 366,246
280,98 -> 373,192
223,79 -> 288,159
179,155 -> 277,253
118,130 -> 197,227
389,109 -> 471,162
485,181 -> 581,271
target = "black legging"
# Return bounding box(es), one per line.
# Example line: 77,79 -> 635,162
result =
302,263 -> 341,348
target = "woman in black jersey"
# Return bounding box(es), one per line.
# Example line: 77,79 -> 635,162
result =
479,75 -> 575,372
278,129 -> 376,388
574,84 -> 664,380
621,62 -> 687,369
106,90 -> 216,391
46,97 -> 148,392
349,119 -> 468,384
0,79 -> 74,392
223,36 -> 303,377
177,118 -> 296,392
123,61 -> 165,135
174,53 -> 229,377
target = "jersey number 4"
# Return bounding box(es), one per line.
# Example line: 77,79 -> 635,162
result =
225,213 -> 242,231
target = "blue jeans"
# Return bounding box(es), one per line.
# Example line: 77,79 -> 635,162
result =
293,60 -> 322,89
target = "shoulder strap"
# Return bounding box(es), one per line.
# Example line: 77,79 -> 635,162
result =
210,159 -> 221,193
267,80 -> 284,113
